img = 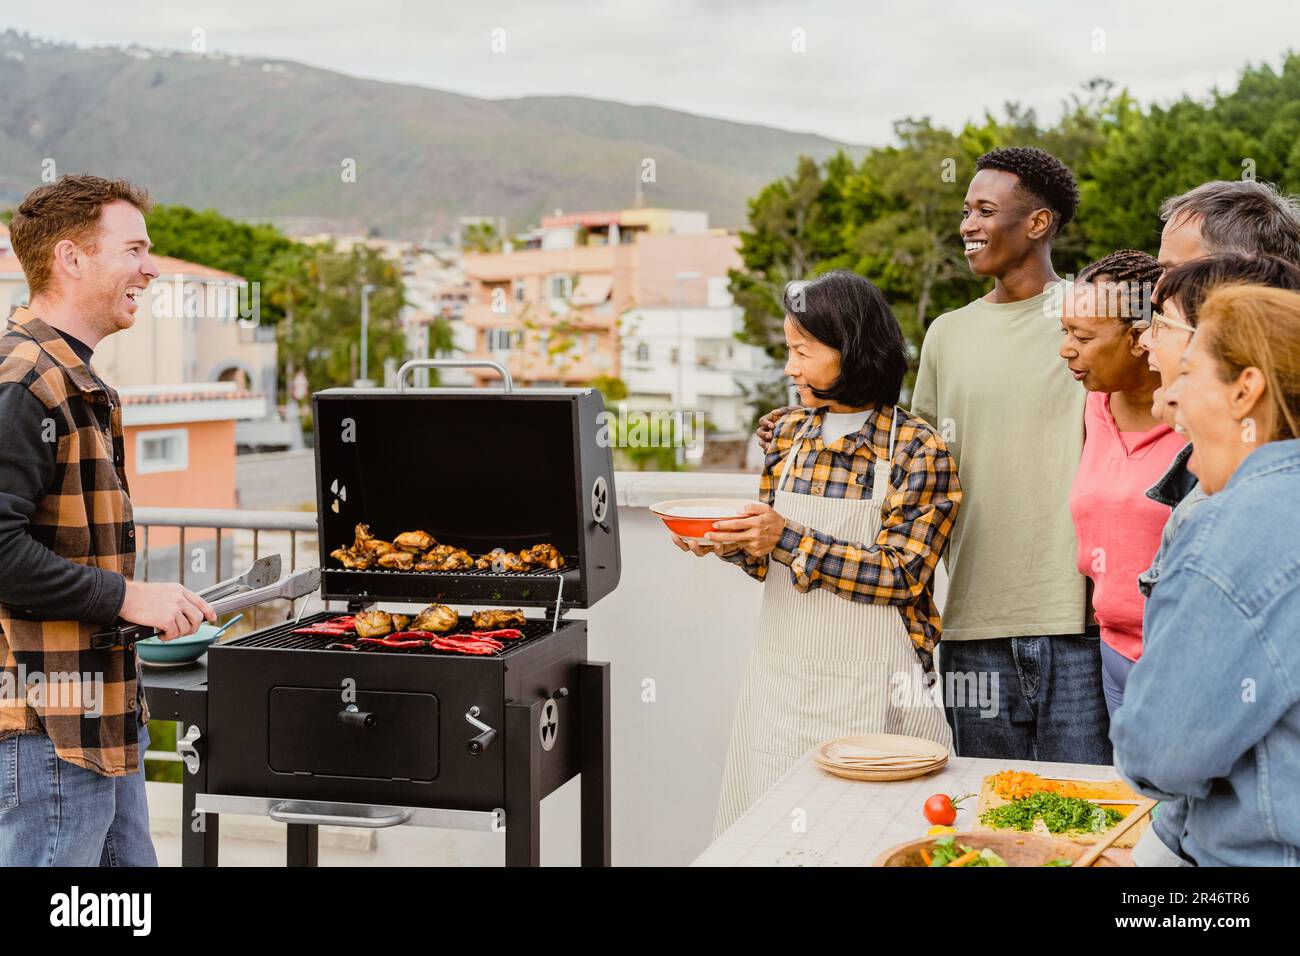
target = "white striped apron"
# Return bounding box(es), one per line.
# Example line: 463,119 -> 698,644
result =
713,408 -> 952,837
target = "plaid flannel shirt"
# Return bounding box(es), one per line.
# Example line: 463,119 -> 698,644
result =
722,405 -> 961,672
0,308 -> 147,777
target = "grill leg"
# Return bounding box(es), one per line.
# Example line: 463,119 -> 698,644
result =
504,698 -> 542,867
579,661 -> 612,867
175,707 -> 218,867
182,762 -> 219,867
287,824 -> 319,866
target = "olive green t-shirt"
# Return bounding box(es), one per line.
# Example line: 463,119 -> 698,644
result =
910,284 -> 1086,641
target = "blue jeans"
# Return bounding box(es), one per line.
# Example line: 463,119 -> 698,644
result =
0,719 -> 158,866
1099,641 -> 1137,720
937,635 -> 1112,765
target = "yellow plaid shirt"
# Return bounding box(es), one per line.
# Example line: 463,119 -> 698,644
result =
723,404 -> 962,672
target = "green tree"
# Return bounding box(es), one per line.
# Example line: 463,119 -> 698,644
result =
277,246 -> 408,390
145,205 -> 301,325
461,220 -> 503,253
730,152 -> 858,361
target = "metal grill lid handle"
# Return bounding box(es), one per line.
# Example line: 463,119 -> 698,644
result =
396,359 -> 513,392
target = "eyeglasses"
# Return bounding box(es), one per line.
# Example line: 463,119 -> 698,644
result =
1135,312 -> 1196,341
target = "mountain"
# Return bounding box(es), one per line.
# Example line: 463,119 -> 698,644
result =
0,32 -> 857,238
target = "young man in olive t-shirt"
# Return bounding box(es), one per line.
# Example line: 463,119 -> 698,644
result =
910,148 -> 1104,763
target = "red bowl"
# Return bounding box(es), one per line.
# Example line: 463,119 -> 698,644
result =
650,498 -> 753,542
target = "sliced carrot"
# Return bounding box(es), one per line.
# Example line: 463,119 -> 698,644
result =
946,849 -> 980,867
920,847 -> 932,866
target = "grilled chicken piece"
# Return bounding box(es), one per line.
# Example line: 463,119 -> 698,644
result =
475,548 -> 506,570
354,610 -> 392,638
377,551 -> 414,570
411,604 -> 458,633
353,523 -> 393,554
437,549 -> 474,571
522,543 -> 565,570
423,544 -> 456,563
393,530 -> 435,554
471,608 -> 526,630
414,561 -> 438,572
481,551 -> 526,572
331,547 -> 376,570
391,614 -> 410,631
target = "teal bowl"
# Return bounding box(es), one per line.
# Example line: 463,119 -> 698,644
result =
136,623 -> 223,665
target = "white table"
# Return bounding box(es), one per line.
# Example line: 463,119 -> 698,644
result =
693,751 -> 1132,866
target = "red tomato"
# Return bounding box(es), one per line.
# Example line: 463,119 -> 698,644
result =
922,792 -> 974,826
923,794 -> 957,826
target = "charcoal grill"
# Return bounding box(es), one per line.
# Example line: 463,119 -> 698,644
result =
174,360 -> 619,867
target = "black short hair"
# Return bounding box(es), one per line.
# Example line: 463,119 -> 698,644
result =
975,147 -> 1080,237
782,269 -> 908,407
1153,252 -> 1300,327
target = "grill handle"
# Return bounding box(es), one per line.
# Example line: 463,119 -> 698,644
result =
396,359 -> 513,392
268,802 -> 413,829
338,704 -> 377,729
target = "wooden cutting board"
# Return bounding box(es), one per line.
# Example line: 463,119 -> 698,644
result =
973,773 -> 1151,848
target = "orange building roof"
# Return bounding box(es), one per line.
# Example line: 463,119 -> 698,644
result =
120,388 -> 261,406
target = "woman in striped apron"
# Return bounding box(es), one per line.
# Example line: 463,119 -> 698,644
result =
673,271 -> 960,837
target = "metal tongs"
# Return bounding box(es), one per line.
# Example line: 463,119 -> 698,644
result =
90,555 -> 320,650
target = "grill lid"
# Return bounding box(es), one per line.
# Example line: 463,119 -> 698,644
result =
312,361 -> 620,610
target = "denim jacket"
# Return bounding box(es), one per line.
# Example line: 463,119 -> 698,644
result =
1112,438 -> 1300,866
1134,442 -> 1206,861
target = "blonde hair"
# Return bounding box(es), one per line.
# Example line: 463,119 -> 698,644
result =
1198,284 -> 1300,440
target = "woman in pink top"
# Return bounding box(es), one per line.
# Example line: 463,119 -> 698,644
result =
1059,251 -> 1187,717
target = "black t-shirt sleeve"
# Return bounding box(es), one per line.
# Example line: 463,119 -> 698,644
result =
0,382 -> 125,623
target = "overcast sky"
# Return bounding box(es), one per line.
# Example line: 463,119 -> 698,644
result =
7,0 -> 1296,144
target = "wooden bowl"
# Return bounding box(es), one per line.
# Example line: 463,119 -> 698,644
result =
872,830 -> 1122,867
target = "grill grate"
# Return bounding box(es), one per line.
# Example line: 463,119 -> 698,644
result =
222,611 -> 558,657
327,563 -> 573,578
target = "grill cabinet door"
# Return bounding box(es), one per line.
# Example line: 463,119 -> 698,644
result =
268,687 -> 440,782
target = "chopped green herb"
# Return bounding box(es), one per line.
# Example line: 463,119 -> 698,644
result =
979,792 -> 1122,834
1044,858 -> 1074,867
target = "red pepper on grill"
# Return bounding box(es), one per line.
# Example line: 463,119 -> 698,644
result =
428,637 -> 497,655
470,628 -> 524,641
358,635 -> 428,649
324,642 -> 358,651
327,616 -> 357,629
443,632 -> 504,648
292,625 -> 353,636
431,633 -> 504,654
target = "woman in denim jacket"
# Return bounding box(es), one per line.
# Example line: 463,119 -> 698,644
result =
1113,284 -> 1300,866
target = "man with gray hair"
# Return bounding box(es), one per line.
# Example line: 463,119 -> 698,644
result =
1156,179 -> 1300,267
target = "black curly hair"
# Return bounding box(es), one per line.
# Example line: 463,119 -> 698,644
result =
975,147 -> 1080,238
1077,249 -> 1163,324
